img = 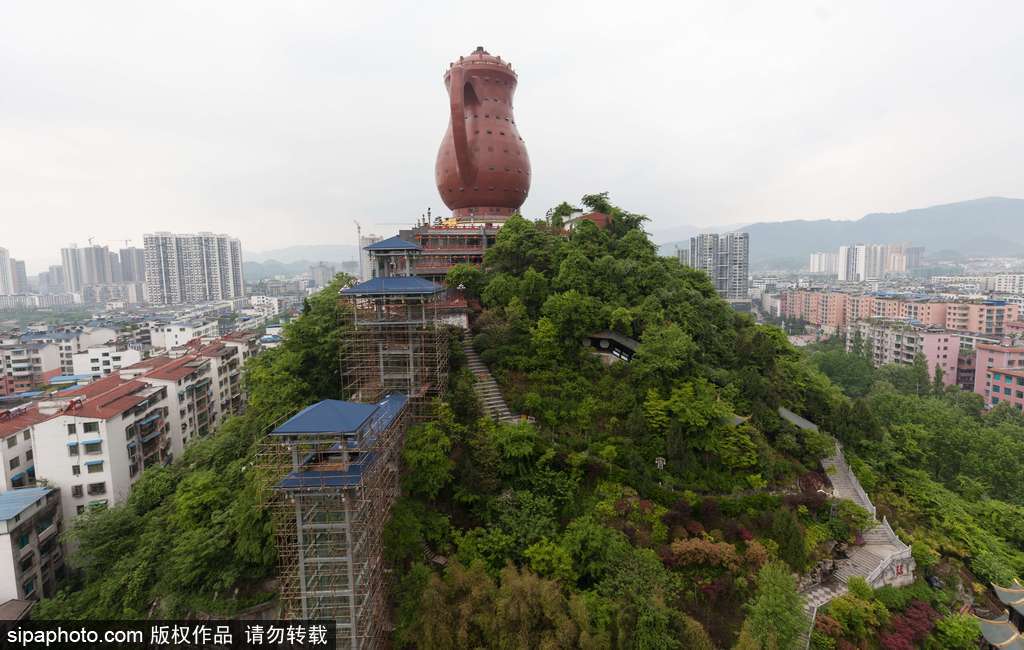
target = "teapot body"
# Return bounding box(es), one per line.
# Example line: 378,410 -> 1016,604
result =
435,48 -> 531,220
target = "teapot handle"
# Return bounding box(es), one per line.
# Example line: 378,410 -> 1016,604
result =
449,66 -> 476,186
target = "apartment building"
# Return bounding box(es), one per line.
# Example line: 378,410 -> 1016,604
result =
973,344 -> 1024,409
121,355 -> 214,457
686,232 -> 750,301
0,407 -> 49,490
119,335 -> 253,457
0,487 -> 64,601
149,320 -> 218,351
71,345 -> 143,379
19,328 -> 117,375
781,290 -> 849,333
983,368 -> 1024,411
945,301 -> 1020,336
32,377 -> 171,524
143,232 -> 244,305
846,320 -> 959,386
0,343 -> 60,397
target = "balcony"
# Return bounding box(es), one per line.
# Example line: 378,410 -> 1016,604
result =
36,521 -> 58,542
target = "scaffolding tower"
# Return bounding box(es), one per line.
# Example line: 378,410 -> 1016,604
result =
263,394 -> 410,650
265,238 -> 450,649
339,249 -> 449,418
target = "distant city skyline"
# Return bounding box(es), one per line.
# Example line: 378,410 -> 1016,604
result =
3,2 -> 1024,270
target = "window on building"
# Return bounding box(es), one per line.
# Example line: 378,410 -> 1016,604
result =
87,482 -> 106,495
1007,387 -> 1014,396
66,423 -> 76,435
25,450 -> 32,462
22,430 -> 30,442
9,457 -> 19,470
83,422 -> 99,433
83,442 -> 102,454
17,532 -> 30,549
72,465 -> 80,476
5,437 -> 15,449
76,505 -> 85,515
22,579 -> 34,596
87,462 -> 103,473
68,444 -> 78,457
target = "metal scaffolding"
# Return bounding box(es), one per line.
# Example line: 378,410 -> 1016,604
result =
263,269 -> 450,650
261,394 -> 410,650
339,287 -> 449,419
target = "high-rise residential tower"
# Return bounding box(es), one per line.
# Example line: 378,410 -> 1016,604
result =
10,260 -> 28,294
119,247 -> 146,283
687,232 -> 750,301
143,232 -> 244,305
0,248 -> 12,296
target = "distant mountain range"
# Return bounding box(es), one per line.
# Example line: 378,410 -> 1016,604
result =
657,197 -> 1024,269
243,244 -> 360,281
246,244 -> 359,264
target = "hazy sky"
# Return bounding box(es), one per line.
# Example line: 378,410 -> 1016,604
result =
2,1 -> 1022,271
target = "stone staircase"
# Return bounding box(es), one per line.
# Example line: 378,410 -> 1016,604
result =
781,409 -> 915,648
463,346 -> 521,424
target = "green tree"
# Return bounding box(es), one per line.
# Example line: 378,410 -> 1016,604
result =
741,561 -> 808,650
632,324 -> 698,390
403,421 -> 454,498
933,613 -> 981,649
446,263 -> 485,299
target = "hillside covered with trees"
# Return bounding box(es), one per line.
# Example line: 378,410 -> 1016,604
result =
33,193 -> 1012,649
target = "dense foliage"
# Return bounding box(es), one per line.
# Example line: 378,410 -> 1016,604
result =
38,195 -> 1012,649
388,199 -> 864,649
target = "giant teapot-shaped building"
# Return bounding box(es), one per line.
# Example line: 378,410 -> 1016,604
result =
435,47 -> 531,221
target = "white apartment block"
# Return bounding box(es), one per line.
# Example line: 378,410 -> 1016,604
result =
248,295 -> 282,317
18,328 -> 117,375
32,377 -> 171,525
0,487 -> 64,601
0,343 -> 60,397
144,232 -> 244,305
149,320 -> 219,351
0,408 -> 46,490
71,346 -> 143,379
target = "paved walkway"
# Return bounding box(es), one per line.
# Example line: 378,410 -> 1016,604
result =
463,346 -> 522,424
779,408 -> 914,648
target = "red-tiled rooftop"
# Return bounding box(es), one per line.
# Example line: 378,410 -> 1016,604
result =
145,355 -> 203,381
70,380 -> 150,419
62,373 -> 126,399
120,355 -> 175,372
0,407 -> 54,439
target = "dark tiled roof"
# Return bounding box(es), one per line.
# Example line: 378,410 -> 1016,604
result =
340,276 -> 443,296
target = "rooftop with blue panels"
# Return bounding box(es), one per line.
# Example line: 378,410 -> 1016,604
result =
271,393 -> 408,491
340,276 -> 443,296
364,235 -> 422,251
0,487 -> 53,522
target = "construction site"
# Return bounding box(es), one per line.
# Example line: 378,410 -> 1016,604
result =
261,238 -> 449,649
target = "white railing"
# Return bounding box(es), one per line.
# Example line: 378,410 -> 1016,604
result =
804,605 -> 818,650
832,443 -> 877,519
867,546 -> 914,587
878,516 -> 909,551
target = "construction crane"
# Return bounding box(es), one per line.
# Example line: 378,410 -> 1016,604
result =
353,220 -> 363,281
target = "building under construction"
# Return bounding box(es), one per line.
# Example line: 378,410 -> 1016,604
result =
338,236 -> 449,415
265,394 -> 410,649
264,237 -> 448,649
